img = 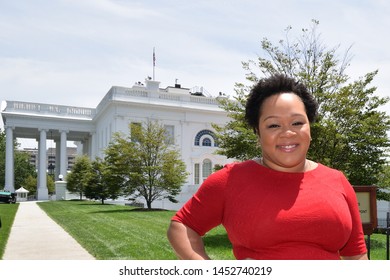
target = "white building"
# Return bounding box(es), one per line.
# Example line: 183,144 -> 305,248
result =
377,189 -> 390,228
1,79 -> 234,210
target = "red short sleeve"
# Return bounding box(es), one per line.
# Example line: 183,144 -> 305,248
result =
171,164 -> 232,236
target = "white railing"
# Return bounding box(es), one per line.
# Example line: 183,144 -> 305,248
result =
159,93 -> 181,101
190,95 -> 219,105
4,101 -> 96,119
124,89 -> 148,98
97,86 -> 221,108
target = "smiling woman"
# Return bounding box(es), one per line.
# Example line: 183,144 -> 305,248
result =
167,74 -> 368,260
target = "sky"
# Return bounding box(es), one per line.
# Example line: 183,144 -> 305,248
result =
1,0 -> 390,144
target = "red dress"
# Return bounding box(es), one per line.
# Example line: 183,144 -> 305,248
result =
172,161 -> 367,259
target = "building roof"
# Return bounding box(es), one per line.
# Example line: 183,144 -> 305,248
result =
15,187 -> 29,193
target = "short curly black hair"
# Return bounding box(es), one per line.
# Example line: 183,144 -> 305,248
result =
245,74 -> 318,134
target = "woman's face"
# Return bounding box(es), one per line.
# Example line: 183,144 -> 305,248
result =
257,93 -> 311,172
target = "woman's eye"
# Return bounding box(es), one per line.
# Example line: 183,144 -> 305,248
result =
293,121 -> 304,126
267,124 -> 280,129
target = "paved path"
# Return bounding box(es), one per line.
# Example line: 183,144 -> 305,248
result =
2,201 -> 95,260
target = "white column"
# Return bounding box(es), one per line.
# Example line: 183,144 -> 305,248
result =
5,126 -> 15,192
75,141 -> 83,155
82,139 -> 88,155
37,129 -> 48,200
90,132 -> 96,159
60,130 -> 67,179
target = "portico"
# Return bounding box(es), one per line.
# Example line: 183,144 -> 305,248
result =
2,101 -> 96,198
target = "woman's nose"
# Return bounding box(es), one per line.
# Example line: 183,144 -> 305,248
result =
281,128 -> 296,137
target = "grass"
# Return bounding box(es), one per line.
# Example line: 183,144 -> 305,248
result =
0,203 -> 19,258
37,200 -> 234,260
367,233 -> 389,260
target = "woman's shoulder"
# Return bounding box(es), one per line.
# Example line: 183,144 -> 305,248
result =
208,161 -> 258,182
315,163 -> 345,176
312,163 -> 352,188
225,160 -> 255,167
221,160 -> 259,173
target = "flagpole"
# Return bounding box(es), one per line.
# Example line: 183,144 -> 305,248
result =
153,47 -> 155,81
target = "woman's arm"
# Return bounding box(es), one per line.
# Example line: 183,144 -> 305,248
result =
167,221 -> 210,260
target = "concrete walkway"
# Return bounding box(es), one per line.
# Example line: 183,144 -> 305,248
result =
2,201 -> 95,260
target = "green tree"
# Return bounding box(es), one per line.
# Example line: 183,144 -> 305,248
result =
23,174 -> 37,196
214,92 -> 260,161
376,164 -> 390,201
13,150 -> 37,189
85,158 -> 122,204
0,129 -> 37,191
66,155 -> 92,200
47,174 -> 55,194
104,133 -> 134,194
22,174 -> 54,197
214,20 -> 390,187
104,121 -> 188,209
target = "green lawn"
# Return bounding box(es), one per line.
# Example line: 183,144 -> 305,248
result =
0,203 -> 19,258
367,232 -> 389,260
37,200 -> 234,260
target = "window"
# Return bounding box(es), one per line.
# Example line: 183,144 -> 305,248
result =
194,130 -> 217,147
194,163 -> 200,184
202,137 -> 212,146
164,125 -> 175,145
202,159 -> 212,180
194,160 -> 213,184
